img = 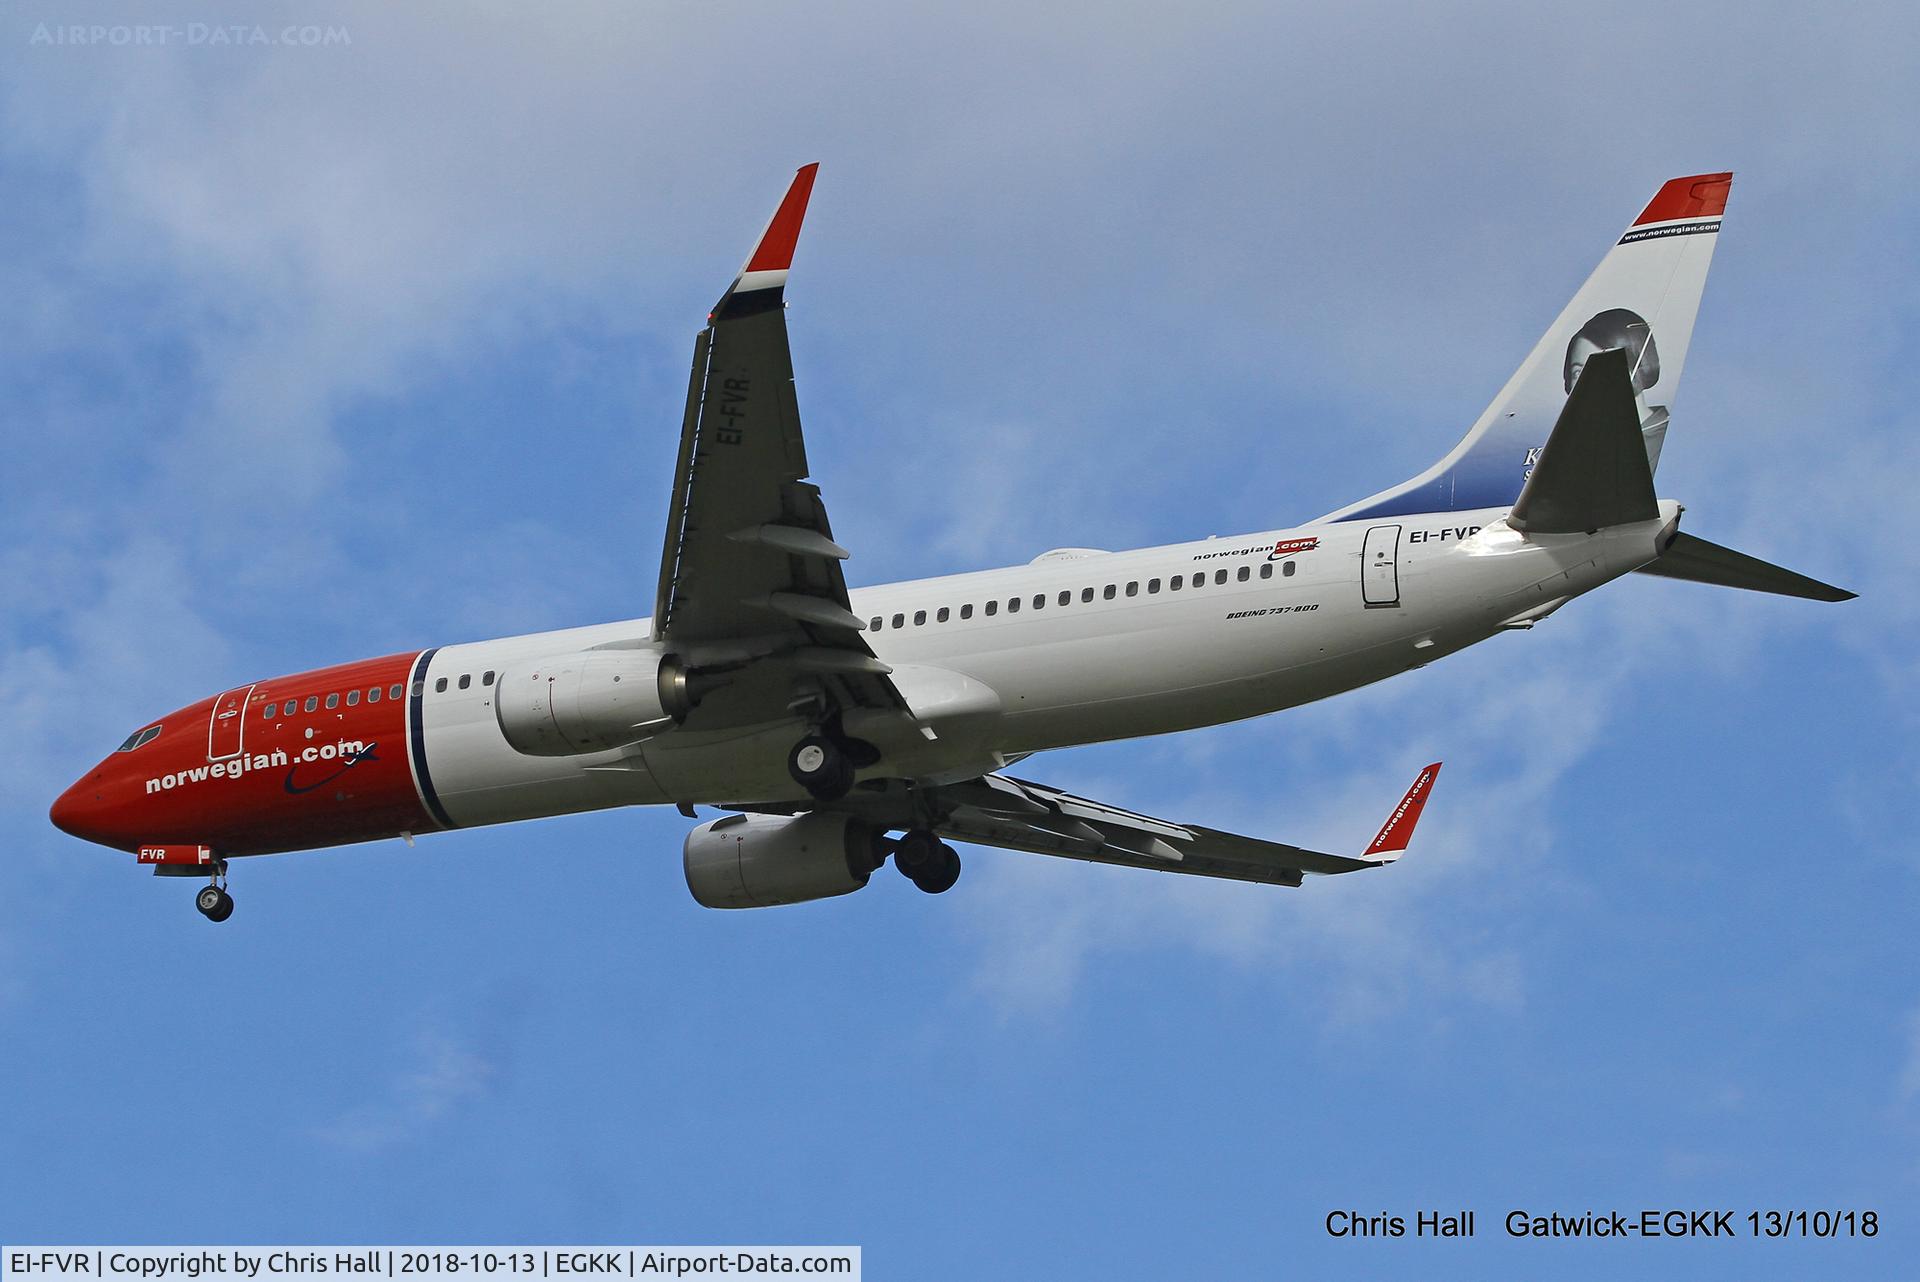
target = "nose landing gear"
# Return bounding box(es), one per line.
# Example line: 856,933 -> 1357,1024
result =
195,865 -> 234,922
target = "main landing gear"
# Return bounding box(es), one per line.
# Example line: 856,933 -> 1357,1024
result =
894,829 -> 961,895
785,715 -> 883,802
195,866 -> 234,922
787,734 -> 855,800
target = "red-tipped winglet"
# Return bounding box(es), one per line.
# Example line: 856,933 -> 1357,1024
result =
745,163 -> 819,273
712,164 -> 819,321
1632,172 -> 1732,226
1362,762 -> 1442,861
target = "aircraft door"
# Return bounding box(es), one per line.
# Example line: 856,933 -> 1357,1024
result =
1362,525 -> 1401,608
208,683 -> 255,761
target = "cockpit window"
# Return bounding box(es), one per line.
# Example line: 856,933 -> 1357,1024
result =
115,725 -> 162,752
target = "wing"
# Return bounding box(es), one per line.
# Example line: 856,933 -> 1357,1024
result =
652,166 -> 909,730
815,764 -> 1443,887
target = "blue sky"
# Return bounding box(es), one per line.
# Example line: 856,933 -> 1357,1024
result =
2,2 -> 1915,1277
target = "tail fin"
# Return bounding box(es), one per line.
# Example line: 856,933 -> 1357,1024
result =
1319,172 -> 1732,523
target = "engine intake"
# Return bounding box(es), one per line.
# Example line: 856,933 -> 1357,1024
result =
684,812 -> 885,909
495,649 -> 690,756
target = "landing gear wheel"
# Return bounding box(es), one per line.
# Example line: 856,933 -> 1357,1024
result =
895,831 -> 961,894
916,846 -> 962,895
196,885 -> 234,922
787,734 -> 854,800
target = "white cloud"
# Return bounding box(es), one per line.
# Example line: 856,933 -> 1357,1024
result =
314,1028 -> 495,1152
0,533 -> 232,818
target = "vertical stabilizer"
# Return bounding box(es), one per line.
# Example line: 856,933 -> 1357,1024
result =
1319,173 -> 1730,523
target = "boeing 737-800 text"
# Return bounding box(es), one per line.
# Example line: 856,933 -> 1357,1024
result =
50,167 -> 1850,921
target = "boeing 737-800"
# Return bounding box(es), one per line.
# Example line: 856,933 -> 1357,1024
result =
50,167 -> 1850,921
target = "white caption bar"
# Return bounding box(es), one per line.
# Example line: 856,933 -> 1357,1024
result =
3,1250 -> 859,1282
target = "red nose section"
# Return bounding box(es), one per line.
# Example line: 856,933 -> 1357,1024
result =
50,773 -> 127,850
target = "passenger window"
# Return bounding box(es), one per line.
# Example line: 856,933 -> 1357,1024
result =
1081,587 -> 1094,603
937,607 -> 950,623
985,600 -> 998,616
261,703 -> 275,719
347,690 -> 360,706
1283,561 -> 1297,577
961,604 -> 973,619
1170,576 -> 1183,591
914,610 -> 927,626
870,617 -> 882,632
368,687 -> 381,704
1215,569 -> 1228,585
1058,591 -> 1071,606
1104,585 -> 1116,600
1191,573 -> 1204,588
458,673 -> 472,689
483,671 -> 495,686
1032,595 -> 1044,610
1125,582 -> 1138,597
304,696 -> 318,712
1008,598 -> 1021,613
434,678 -> 448,693
1259,563 -> 1273,579
1148,578 -> 1161,594
1237,566 -> 1251,582
325,693 -> 339,709
394,684 -> 406,700
892,613 -> 905,629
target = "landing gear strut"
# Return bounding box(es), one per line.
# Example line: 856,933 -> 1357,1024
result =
894,829 -> 961,894
787,733 -> 855,801
195,864 -> 234,922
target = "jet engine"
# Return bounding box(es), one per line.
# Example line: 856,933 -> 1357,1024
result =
494,649 -> 691,756
683,812 -> 887,909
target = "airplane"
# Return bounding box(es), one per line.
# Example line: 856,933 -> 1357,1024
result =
50,166 -> 1851,922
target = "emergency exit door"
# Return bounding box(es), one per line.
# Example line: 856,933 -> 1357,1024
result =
1362,524 -> 1401,608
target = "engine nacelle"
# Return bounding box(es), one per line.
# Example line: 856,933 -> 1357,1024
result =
683,812 -> 884,909
494,649 -> 690,756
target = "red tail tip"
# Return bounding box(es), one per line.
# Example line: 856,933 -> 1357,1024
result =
1632,172 -> 1732,227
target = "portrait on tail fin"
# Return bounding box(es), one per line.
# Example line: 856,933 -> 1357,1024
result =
1564,308 -> 1669,472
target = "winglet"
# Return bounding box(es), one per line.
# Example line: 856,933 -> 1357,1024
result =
1362,762 -> 1442,862
711,164 -> 819,322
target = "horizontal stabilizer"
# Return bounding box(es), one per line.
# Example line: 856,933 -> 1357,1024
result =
1508,348 -> 1658,535
1635,532 -> 1855,602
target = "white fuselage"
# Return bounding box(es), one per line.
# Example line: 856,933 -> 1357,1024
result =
411,505 -> 1676,830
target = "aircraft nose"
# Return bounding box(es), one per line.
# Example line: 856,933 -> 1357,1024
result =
50,772 -> 120,848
